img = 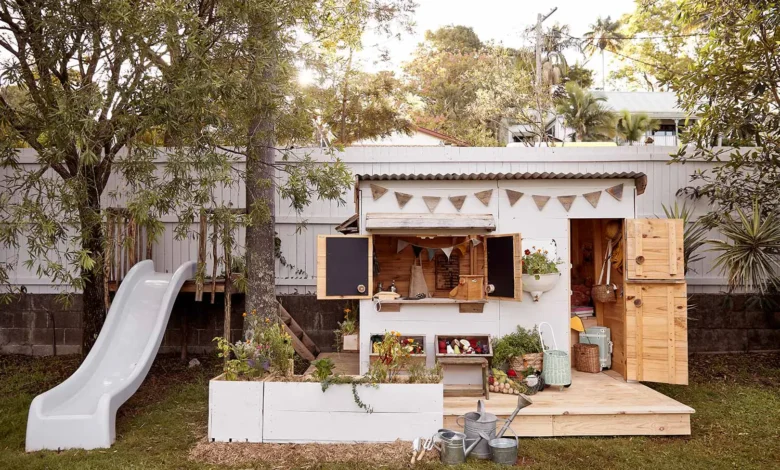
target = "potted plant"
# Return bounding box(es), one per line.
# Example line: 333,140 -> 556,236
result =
491,326 -> 544,374
335,306 -> 359,352
522,246 -> 562,301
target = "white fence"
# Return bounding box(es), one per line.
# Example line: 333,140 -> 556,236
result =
1,146 -> 727,295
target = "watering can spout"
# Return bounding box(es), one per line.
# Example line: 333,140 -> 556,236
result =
463,431 -> 492,458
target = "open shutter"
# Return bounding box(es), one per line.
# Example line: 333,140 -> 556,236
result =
485,233 -> 522,301
626,219 -> 684,281
316,235 -> 373,300
625,283 -> 688,385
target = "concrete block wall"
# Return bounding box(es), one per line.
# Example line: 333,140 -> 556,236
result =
688,294 -> 780,353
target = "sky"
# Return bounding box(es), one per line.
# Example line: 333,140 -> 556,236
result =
356,0 -> 637,84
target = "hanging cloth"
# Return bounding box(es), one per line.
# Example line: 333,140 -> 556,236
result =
409,255 -> 429,298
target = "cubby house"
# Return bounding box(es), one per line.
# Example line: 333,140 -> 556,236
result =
316,172 -> 694,437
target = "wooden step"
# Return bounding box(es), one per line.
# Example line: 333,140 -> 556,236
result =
277,301 -> 319,360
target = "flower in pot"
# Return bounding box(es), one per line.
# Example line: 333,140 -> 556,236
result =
522,247 -> 562,301
491,326 -> 544,374
335,306 -> 359,352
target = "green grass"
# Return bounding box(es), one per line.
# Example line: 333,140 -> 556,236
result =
1,353 -> 778,469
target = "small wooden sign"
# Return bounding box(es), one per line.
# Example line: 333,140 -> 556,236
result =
606,183 -> 624,201
395,191 -> 413,209
474,189 -> 493,206
582,190 -> 602,208
370,184 -> 388,200
423,196 -> 441,213
449,195 -> 466,211
532,195 -> 550,211
558,195 -> 576,212
505,189 -> 524,207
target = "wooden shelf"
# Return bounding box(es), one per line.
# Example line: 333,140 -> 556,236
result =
376,298 -> 487,313
107,278 -> 239,294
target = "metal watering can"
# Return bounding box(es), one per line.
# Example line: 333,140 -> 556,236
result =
453,395 -> 533,464
433,429 -> 492,465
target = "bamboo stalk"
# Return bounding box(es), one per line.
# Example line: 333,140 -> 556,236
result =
196,212 -> 207,302
210,217 -> 218,304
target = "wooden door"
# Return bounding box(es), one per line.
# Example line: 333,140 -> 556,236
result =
626,219 -> 684,281
624,218 -> 688,385
316,235 -> 373,300
485,233 -> 522,301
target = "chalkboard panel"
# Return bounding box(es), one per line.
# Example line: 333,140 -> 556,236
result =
326,237 -> 369,296
487,235 -> 516,298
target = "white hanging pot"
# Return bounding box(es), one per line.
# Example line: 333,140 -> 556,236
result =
522,273 -> 561,302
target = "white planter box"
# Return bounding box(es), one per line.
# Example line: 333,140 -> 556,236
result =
343,334 -> 359,351
263,382 -> 443,443
208,376 -> 264,443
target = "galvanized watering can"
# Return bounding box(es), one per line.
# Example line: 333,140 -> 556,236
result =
455,401 -> 499,459
433,429 -> 491,465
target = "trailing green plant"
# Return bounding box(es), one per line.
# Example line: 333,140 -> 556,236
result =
662,202 -> 708,274
522,247 -> 562,277
708,203 -> 780,296
491,326 -> 543,368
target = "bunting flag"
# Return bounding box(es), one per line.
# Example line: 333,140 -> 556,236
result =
395,191 -> 413,209
606,183 -> 624,201
474,189 -> 493,206
397,240 -> 409,253
506,189 -> 524,207
423,196 -> 441,213
449,195 -> 466,211
471,237 -> 481,246
427,248 -> 436,261
532,195 -> 550,211
370,184 -> 388,200
457,244 -> 467,255
412,245 -> 423,258
558,195 -> 576,212
582,190 -> 602,208
441,246 -> 454,260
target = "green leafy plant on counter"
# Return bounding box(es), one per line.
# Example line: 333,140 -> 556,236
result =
491,326 -> 543,368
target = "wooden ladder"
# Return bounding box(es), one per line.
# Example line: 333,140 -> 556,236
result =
277,302 -> 320,362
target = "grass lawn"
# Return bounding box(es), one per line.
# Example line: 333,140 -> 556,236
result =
1,353 -> 778,469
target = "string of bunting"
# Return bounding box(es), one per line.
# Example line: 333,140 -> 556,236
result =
369,183 -> 625,212
397,237 -> 481,260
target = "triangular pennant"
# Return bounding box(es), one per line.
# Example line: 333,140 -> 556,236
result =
427,248 -> 436,261
532,195 -> 550,211
370,184 -> 388,201
412,245 -> 423,258
606,184 -> 624,201
582,190 -> 602,208
395,191 -> 413,209
558,195 -> 576,212
505,189 -> 524,207
423,196 -> 441,213
471,238 -> 481,246
441,246 -> 453,260
457,243 -> 467,255
474,189 -> 493,207
397,240 -> 409,253
449,195 -> 466,211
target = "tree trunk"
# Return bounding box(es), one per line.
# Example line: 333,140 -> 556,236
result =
79,174 -> 107,354
245,16 -> 280,325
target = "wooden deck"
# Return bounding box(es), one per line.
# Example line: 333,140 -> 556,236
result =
304,353 -> 694,437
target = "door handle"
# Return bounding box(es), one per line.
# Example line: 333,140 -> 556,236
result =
357,284 -> 366,294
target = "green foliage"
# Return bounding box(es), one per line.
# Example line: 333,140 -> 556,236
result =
708,203 -> 780,296
662,202 -> 707,274
582,16 -> 625,89
555,83 -> 616,141
217,311 -> 294,380
491,326 -> 543,368
522,247 -> 561,276
311,358 -> 336,382
424,25 -> 483,53
333,305 -> 357,351
407,362 -> 443,384
565,63 -> 595,89
616,110 -> 659,145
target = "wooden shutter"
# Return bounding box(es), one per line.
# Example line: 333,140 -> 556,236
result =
485,233 -> 522,301
626,219 -> 684,281
316,235 -> 373,300
625,283 -> 688,385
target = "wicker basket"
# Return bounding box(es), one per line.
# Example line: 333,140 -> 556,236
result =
510,353 -> 544,374
591,284 -> 617,303
574,343 -> 601,373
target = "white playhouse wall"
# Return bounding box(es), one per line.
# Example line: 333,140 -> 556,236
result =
357,178 -> 637,375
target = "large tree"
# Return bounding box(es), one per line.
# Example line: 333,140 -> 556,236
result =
555,83 -> 616,141
582,16 -> 625,90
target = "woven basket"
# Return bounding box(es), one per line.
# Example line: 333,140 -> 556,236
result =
591,284 -> 617,303
510,353 -> 544,374
574,343 -> 601,373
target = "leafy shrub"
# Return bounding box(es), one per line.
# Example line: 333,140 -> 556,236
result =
491,326 -> 543,368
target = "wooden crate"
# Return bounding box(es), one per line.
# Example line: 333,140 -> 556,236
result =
434,334 -> 493,357
369,334 -> 427,368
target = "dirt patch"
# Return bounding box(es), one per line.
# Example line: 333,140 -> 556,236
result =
689,352 -> 780,387
189,439 -> 440,468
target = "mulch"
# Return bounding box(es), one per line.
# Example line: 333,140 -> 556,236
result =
188,439 -> 440,468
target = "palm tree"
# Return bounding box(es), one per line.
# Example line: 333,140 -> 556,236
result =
555,82 -> 616,142
616,110 -> 659,145
582,16 -> 625,90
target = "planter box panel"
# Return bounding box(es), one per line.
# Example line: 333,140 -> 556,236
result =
263,410 -> 443,443
208,379 -> 263,443
264,382 -> 442,413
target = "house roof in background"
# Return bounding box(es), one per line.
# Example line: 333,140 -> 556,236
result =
413,126 -> 471,147
358,171 -> 647,195
595,91 -> 691,119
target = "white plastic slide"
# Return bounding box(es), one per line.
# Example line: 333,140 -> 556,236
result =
26,260 -> 197,451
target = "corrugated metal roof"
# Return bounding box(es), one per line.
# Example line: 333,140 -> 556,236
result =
357,172 -> 647,195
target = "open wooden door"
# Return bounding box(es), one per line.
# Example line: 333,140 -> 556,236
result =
316,235 -> 373,300
485,233 -> 522,301
624,219 -> 688,385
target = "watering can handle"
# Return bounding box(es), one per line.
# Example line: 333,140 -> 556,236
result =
455,415 -> 465,428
